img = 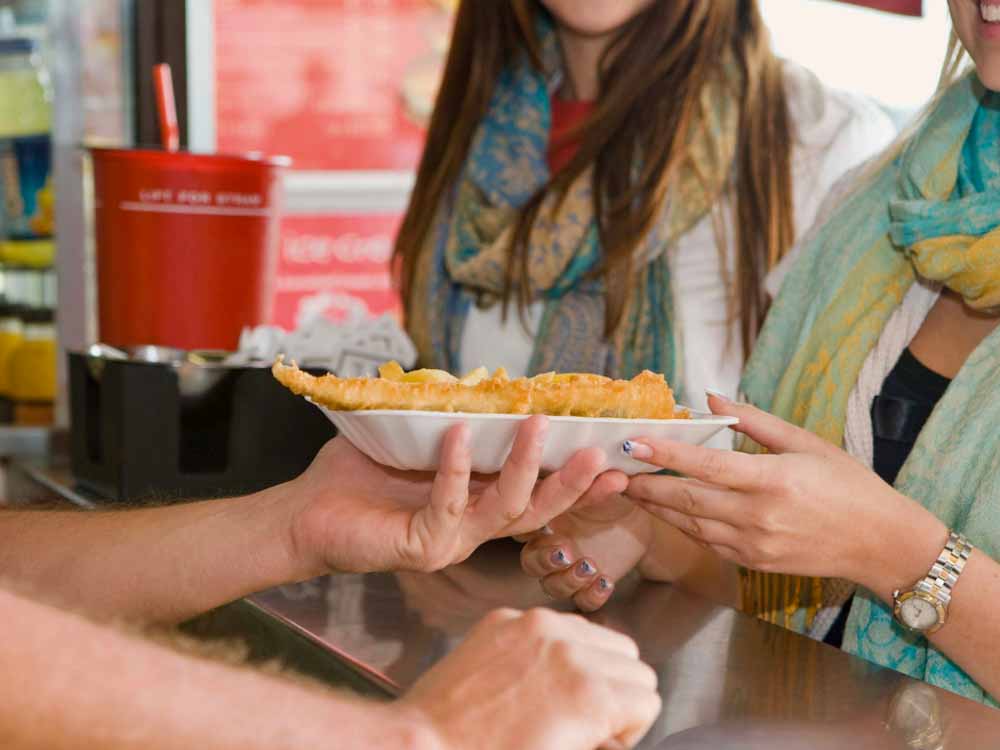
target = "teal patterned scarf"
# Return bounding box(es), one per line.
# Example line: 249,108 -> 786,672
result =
407,19 -> 738,390
740,73 -> 1000,704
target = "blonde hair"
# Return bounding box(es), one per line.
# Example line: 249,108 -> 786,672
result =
820,27 -> 973,214
939,29 -> 971,89
867,30 -> 971,178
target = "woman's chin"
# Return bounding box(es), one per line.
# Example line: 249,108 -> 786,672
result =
977,66 -> 1000,92
972,54 -> 1000,91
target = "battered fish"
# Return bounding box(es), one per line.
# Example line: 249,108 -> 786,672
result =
273,358 -> 687,420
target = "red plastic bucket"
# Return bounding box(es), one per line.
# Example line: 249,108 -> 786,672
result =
91,148 -> 290,350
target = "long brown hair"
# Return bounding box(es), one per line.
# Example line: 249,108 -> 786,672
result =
394,0 -> 794,358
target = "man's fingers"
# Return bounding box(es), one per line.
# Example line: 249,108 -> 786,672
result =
572,469 -> 630,511
604,679 -> 662,749
471,416 -> 548,535
421,423 -> 473,536
548,609 -> 640,659
466,607 -> 522,638
494,607 -> 639,659
504,448 -> 614,537
706,393 -> 839,458
570,643 -> 658,691
511,525 -> 553,544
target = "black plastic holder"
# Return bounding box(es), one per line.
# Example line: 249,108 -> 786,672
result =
68,353 -> 336,503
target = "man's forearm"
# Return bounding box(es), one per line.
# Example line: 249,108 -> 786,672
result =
0,587 -> 434,750
0,482 -> 307,623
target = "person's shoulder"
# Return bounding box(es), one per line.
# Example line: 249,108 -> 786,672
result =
781,59 -> 897,153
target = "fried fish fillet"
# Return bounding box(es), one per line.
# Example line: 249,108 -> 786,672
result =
273,358 -> 687,420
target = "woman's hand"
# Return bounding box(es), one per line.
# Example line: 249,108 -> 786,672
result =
518,491 -> 653,612
622,395 -> 947,597
282,415 -> 628,578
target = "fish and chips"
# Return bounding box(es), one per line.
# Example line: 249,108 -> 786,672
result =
272,358 -> 687,420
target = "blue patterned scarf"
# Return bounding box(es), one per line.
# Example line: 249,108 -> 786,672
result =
407,19 -> 738,390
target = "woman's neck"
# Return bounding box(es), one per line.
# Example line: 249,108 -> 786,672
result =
555,26 -> 608,101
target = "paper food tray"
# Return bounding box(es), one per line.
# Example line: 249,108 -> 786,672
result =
318,407 -> 738,476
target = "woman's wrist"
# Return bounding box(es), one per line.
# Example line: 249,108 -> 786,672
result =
849,490 -> 949,604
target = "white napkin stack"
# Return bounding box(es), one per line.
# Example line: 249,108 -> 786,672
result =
233,315 -> 417,377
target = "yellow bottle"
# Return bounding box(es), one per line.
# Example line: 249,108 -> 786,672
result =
0,301 -> 23,423
8,306 -> 54,425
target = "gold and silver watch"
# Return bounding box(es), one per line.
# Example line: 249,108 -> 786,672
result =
892,531 -> 973,634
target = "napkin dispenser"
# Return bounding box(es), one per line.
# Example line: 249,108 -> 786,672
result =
68,346 -> 337,502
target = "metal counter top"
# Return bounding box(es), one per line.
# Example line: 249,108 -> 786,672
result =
10,458 -> 1000,747
250,541 -> 1000,749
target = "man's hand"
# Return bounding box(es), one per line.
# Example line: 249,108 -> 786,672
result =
401,607 -> 661,750
283,416 -> 627,577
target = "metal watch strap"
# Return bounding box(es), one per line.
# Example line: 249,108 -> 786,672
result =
916,531 -> 973,609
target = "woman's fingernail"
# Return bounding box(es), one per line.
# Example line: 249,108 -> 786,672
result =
705,388 -> 731,403
622,440 -> 653,460
597,577 -> 612,591
550,548 -> 571,567
575,559 -> 596,578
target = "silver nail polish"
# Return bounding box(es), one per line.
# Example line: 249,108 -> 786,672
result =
598,577 -> 611,591
622,440 -> 634,456
576,560 -> 596,577
551,548 -> 569,566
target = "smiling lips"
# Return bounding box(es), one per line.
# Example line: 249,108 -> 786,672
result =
983,0 -> 1000,23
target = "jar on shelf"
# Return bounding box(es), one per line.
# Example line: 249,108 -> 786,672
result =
8,305 -> 54,425
0,299 -> 23,422
4,264 -> 46,307
0,36 -> 53,244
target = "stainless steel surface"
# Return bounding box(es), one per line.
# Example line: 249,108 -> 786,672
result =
78,344 -> 255,399
9,460 -> 1000,746
123,345 -> 187,364
252,542 -> 1000,749
6,458 -> 96,508
0,426 -> 52,459
85,343 -> 128,360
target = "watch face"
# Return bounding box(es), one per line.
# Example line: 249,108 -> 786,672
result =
900,595 -> 940,631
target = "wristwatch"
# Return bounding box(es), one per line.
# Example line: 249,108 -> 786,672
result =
892,531 -> 973,634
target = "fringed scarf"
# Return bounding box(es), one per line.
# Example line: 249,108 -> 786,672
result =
407,19 -> 739,393
740,73 -> 1000,703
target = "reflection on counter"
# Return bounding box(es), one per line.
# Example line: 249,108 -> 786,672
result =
251,541 -> 1000,749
